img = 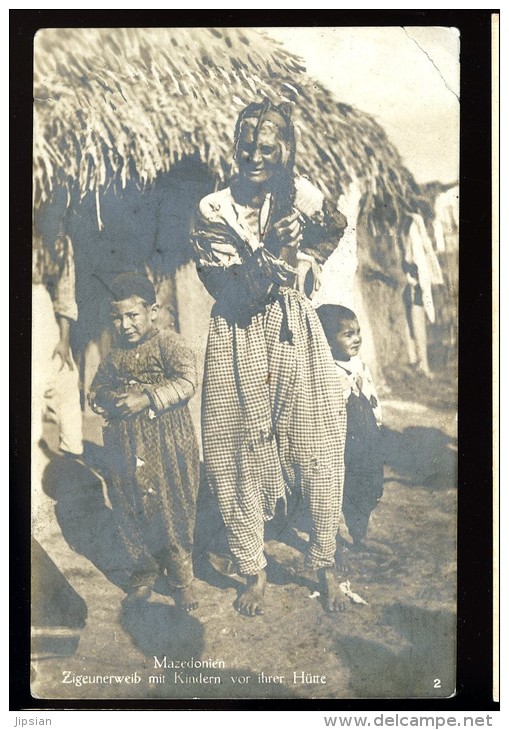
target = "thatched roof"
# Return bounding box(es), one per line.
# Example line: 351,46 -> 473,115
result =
34,27 -> 423,236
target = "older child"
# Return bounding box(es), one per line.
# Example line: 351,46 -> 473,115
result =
317,305 -> 384,551
90,273 -> 200,610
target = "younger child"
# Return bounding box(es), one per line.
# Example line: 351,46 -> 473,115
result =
90,273 -> 200,610
317,305 -> 384,551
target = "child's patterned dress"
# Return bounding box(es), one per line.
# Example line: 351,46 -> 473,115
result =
90,328 -> 199,589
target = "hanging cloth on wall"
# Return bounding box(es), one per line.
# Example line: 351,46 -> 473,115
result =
407,213 -> 444,323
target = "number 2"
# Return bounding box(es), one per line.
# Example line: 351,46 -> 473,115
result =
434,678 -> 442,688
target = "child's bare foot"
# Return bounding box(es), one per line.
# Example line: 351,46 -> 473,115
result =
235,570 -> 266,616
320,566 -> 348,613
174,583 -> 199,612
350,538 -> 365,552
351,538 -> 391,555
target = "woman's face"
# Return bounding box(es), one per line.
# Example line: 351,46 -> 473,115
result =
236,118 -> 283,186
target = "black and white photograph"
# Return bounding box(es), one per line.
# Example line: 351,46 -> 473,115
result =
19,15 -> 494,707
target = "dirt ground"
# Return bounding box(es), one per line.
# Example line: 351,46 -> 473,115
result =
31,375 -> 457,702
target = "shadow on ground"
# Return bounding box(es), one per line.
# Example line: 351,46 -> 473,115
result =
382,426 -> 457,490
40,423 -> 456,606
41,442 -> 134,590
119,598 -> 299,698
41,442 -> 252,595
31,537 -> 88,658
337,602 -> 456,698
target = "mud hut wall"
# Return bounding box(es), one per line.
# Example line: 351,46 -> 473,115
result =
355,219 -> 411,381
429,186 -> 459,368
360,275 -> 410,381
312,239 -> 382,388
351,214 -> 455,381
34,163 -> 212,412
311,183 -> 384,387
36,185 -> 173,410
174,263 -> 215,445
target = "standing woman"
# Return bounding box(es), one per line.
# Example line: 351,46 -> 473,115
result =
191,100 -> 348,615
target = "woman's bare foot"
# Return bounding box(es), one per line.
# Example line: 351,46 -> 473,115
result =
319,566 -> 348,613
174,582 -> 199,612
235,570 -> 267,616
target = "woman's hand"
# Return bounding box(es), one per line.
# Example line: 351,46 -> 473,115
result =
272,209 -> 303,247
210,241 -> 242,265
113,392 -> 151,417
296,252 -> 322,294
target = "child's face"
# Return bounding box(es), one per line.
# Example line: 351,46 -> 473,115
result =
333,317 -> 362,360
110,295 -> 157,345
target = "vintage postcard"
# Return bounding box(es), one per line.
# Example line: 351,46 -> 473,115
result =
28,22 -> 468,703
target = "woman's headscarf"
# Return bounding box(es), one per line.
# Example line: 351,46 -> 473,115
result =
233,99 -> 297,227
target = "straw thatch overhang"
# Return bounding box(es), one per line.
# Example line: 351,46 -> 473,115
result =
34,26 -> 423,239
34,27 -> 447,386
